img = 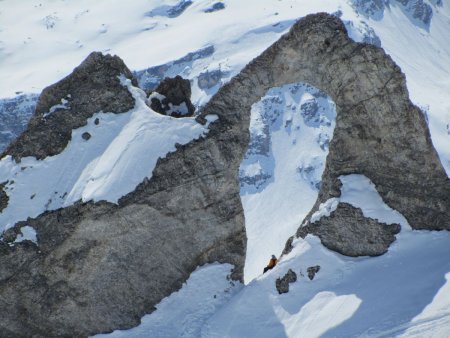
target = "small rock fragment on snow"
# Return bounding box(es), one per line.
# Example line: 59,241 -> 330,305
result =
276,269 -> 297,294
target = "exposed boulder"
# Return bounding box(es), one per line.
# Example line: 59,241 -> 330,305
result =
81,132 -> 91,141
307,265 -> 321,280
3,52 -> 137,161
276,269 -> 297,294
148,75 -> 195,117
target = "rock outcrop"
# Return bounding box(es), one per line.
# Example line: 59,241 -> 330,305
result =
307,266 -> 321,281
0,12 -> 449,337
3,52 -> 137,161
298,204 -> 401,256
276,269 -> 297,294
147,75 -> 195,117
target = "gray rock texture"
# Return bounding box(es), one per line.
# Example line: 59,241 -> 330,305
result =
276,269 -> 297,294
0,12 -> 449,337
3,52 -> 137,161
298,204 -> 401,256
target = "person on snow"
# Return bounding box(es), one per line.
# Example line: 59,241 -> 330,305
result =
263,254 -> 277,274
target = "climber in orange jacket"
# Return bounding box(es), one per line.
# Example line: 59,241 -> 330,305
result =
263,254 -> 277,274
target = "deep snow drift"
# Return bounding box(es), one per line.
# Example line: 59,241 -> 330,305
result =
0,0 -> 449,337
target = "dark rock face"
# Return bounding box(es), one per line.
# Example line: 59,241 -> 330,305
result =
307,266 -> 321,280
276,269 -> 297,294
148,75 -> 195,117
0,182 -> 9,213
0,13 -> 449,336
3,52 -> 137,161
298,204 -> 401,256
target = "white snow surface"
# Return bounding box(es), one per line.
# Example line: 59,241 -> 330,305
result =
0,78 -> 213,231
13,225 -> 38,244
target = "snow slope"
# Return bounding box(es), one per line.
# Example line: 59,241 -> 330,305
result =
102,176 -> 450,338
1,0 -> 449,337
0,78 -> 215,232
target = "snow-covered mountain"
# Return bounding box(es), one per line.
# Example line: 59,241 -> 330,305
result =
0,0 -> 449,337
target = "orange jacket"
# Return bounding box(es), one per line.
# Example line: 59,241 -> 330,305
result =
267,258 -> 277,269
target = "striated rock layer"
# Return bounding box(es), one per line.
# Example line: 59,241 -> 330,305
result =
0,13 -> 449,337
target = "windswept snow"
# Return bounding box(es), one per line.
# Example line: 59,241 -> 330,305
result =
0,79 -> 214,232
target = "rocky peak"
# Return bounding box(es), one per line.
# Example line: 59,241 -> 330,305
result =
3,52 -> 137,161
